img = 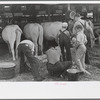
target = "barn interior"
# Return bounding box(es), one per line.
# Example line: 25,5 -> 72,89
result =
0,3 -> 100,81
0,4 -> 99,27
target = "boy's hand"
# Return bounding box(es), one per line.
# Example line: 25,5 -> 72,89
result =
72,61 -> 75,65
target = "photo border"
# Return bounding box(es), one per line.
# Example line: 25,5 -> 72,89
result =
0,0 -> 100,99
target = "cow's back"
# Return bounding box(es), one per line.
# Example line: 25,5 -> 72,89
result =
23,23 -> 41,42
41,22 -> 62,40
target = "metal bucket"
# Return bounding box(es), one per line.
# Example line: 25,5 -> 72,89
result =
0,62 -> 15,79
67,69 -> 80,81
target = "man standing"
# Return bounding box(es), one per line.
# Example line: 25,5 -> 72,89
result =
17,40 -> 44,81
45,40 -> 72,77
58,22 -> 72,61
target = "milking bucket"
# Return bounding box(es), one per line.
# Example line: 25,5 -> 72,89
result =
67,68 -> 80,81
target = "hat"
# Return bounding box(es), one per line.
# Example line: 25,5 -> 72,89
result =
74,13 -> 82,18
70,11 -> 76,19
62,22 -> 68,28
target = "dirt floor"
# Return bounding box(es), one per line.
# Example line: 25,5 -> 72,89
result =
0,42 -> 100,82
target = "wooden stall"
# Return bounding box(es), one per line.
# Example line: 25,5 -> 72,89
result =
0,4 -> 99,28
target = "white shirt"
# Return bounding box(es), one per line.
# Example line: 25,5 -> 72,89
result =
76,31 -> 87,45
46,46 -> 61,64
20,40 -> 35,51
73,19 -> 84,35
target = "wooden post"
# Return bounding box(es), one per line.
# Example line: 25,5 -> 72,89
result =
48,5 -> 51,22
11,5 -> 15,24
68,4 -> 70,11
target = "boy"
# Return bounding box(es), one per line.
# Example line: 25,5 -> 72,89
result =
46,40 -> 72,77
59,22 -> 72,61
72,25 -> 91,75
17,40 -> 45,81
73,13 -> 95,65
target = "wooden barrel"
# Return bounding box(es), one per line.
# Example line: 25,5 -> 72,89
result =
0,62 -> 15,79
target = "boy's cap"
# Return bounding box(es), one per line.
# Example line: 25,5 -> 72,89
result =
62,22 -> 68,28
74,13 -> 82,18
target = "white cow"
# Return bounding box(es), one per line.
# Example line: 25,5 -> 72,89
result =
2,25 -> 22,60
23,23 -> 43,56
41,21 -> 63,41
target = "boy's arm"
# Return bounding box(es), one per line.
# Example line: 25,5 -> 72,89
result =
74,35 -> 81,48
84,35 -> 87,45
56,46 -> 63,61
71,37 -> 76,48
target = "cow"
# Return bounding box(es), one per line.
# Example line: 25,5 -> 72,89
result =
41,21 -> 72,61
41,21 -> 63,41
23,23 -> 43,56
2,25 -> 22,60
41,22 -> 63,51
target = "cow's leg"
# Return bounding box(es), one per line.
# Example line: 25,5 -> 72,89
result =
10,41 -> 15,60
38,43 -> 43,55
34,42 -> 38,56
7,42 -> 11,53
38,26 -> 43,55
16,32 -> 21,60
43,38 -> 48,53
98,35 -> 100,45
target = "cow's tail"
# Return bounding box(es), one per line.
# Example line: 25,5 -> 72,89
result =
38,25 -> 43,55
15,26 -> 23,59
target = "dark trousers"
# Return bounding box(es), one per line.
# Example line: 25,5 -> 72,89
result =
85,49 -> 90,64
59,33 -> 72,61
47,61 -> 72,77
18,43 -> 41,78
